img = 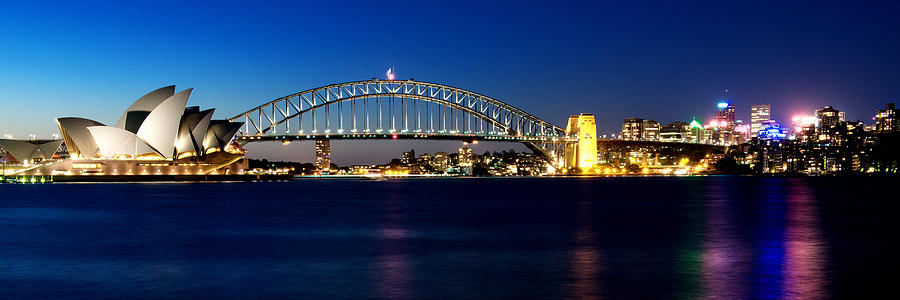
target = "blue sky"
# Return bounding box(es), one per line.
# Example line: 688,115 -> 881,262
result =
1,0 -> 898,164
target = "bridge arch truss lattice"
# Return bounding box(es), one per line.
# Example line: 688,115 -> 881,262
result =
229,79 -> 572,161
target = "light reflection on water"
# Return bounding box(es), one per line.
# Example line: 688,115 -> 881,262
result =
702,183 -> 752,299
569,201 -> 602,299
376,192 -> 412,300
784,179 -> 827,299
0,177 -> 889,298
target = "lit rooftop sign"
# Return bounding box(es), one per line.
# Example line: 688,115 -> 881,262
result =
717,102 -> 729,109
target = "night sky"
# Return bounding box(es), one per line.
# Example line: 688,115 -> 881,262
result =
1,1 -> 898,164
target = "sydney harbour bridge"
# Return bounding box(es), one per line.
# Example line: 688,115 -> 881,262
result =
228,79 -> 583,167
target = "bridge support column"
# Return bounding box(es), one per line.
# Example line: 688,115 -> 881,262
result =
564,113 -> 598,170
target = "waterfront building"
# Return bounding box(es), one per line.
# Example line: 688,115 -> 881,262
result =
55,86 -> 243,160
660,122 -> 689,143
315,139 -> 331,171
401,149 -> 415,164
621,118 -> 644,141
458,147 -> 474,175
749,138 -> 794,174
621,118 -> 660,141
641,120 -> 660,141
8,86 -> 247,176
432,152 -> 449,172
0,139 -> 63,166
750,104 -> 771,137
419,153 -> 432,164
875,103 -> 898,133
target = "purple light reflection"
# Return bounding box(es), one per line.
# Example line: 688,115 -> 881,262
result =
701,184 -> 752,299
783,180 -> 827,299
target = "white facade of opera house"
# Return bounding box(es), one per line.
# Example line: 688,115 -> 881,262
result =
7,86 -> 248,176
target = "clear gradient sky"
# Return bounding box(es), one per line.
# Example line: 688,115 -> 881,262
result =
1,0 -> 898,164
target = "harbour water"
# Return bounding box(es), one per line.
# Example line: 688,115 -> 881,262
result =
1,177 -> 896,298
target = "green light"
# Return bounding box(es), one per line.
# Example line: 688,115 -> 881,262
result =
690,119 -> 703,129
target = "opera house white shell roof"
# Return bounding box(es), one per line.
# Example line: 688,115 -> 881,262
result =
56,86 -> 242,159
0,139 -> 63,163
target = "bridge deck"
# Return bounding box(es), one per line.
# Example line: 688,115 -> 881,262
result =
236,133 -> 573,143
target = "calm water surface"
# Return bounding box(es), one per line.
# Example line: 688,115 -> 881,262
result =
1,177 -> 897,299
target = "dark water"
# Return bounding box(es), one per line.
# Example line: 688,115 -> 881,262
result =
1,177 -> 897,299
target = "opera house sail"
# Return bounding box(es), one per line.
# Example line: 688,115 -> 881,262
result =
3,86 -> 247,176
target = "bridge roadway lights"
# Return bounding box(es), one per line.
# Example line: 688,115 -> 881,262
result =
236,133 -> 564,143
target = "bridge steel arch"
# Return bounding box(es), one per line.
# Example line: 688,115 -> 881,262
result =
229,79 -> 572,162
230,79 -> 566,138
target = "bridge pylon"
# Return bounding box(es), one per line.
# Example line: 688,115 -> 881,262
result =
564,113 -> 598,170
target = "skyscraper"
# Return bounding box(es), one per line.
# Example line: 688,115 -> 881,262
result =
715,101 -> 736,128
750,104 -> 771,137
314,139 -> 331,171
875,103 -> 898,133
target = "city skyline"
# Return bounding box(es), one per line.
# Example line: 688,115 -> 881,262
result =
2,1 -> 899,162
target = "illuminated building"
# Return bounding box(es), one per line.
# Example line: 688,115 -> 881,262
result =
621,118 -> 644,141
790,116 -> 817,140
0,139 -> 63,166
715,101 -> 736,129
641,120 -> 660,141
419,153 -> 432,164
816,106 -> 841,128
688,119 -> 707,143
757,120 -> 787,141
734,120 -> 751,144
8,86 -> 247,176
620,118 -> 660,141
566,113 -> 598,169
432,152 -> 449,172
660,122 -> 690,143
401,149 -> 415,164
54,86 -> 242,160
315,139 -> 331,171
875,103 -> 898,133
748,104 -> 893,175
458,146 -> 474,175
707,100 -> 738,145
750,104 -> 771,137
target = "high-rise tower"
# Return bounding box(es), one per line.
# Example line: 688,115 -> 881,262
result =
315,139 -> 331,171
750,104 -> 771,137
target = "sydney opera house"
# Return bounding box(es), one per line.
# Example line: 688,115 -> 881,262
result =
1,86 -> 247,176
